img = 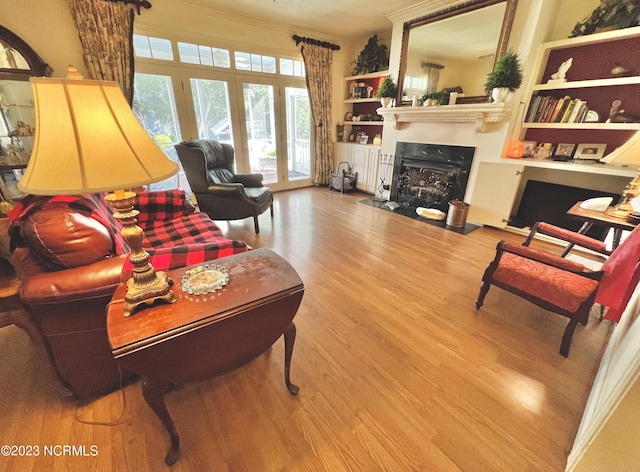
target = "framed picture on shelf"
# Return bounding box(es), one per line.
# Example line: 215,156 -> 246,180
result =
554,143 -> 575,158
359,135 -> 369,145
347,132 -> 356,142
533,144 -> 554,160
574,143 -> 606,160
522,140 -> 537,157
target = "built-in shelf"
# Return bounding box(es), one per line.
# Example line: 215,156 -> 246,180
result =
377,103 -> 512,133
499,156 -> 638,177
532,76 -> 640,91
345,98 -> 381,104
522,122 -> 640,130
344,121 -> 384,126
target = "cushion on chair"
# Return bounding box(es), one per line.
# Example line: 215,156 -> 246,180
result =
208,168 -> 235,184
9,194 -> 127,271
194,139 -> 228,171
22,207 -> 114,270
244,186 -> 272,205
493,253 -> 599,312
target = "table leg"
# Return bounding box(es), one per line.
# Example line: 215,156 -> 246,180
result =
283,322 -> 300,395
612,228 -> 623,251
141,377 -> 180,466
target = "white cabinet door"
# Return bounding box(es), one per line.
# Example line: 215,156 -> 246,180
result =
468,162 -> 524,227
338,144 -> 381,194
366,148 -> 381,195
350,145 -> 370,192
335,143 -> 351,167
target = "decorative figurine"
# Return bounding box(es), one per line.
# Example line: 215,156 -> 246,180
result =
548,57 -> 573,83
606,99 -> 640,123
611,62 -> 631,78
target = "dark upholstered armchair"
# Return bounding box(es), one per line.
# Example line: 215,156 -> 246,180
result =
175,139 -> 274,233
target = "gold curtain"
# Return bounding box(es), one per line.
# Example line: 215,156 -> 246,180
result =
422,62 -> 444,92
300,43 -> 334,186
68,0 -> 135,104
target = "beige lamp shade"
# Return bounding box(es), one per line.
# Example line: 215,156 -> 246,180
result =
18,71 -> 178,195
600,131 -> 640,167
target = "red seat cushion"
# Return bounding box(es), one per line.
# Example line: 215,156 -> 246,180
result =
493,253 -> 599,312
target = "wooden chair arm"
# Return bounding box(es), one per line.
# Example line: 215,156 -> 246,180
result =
524,221 -> 611,255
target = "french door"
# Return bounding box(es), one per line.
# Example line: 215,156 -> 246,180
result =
235,77 -> 311,189
134,63 -> 311,193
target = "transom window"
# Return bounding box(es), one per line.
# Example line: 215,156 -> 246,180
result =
133,35 -> 173,60
134,34 -> 305,77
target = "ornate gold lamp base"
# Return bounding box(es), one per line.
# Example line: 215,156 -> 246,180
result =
605,176 -> 640,219
106,190 -> 176,317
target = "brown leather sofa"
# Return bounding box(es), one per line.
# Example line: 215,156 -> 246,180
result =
175,139 -> 274,233
9,190 -> 249,399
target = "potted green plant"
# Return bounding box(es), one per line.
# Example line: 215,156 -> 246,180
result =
418,89 -> 449,106
352,35 -> 389,76
571,0 -> 640,37
433,90 -> 450,106
376,76 -> 397,107
483,49 -> 524,103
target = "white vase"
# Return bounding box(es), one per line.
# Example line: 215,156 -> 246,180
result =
491,87 -> 511,103
380,97 -> 392,108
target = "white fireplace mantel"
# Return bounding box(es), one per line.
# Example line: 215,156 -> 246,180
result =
377,103 -> 513,133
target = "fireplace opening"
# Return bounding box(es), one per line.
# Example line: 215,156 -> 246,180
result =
509,180 -> 620,240
391,142 -> 475,213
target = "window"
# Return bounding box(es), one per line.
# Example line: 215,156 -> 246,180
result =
279,58 -> 305,77
133,34 -> 173,60
177,41 -> 231,68
132,72 -> 182,190
235,52 -> 276,73
133,35 -> 312,191
190,78 -> 233,144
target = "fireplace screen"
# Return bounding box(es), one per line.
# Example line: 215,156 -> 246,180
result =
391,142 -> 475,213
395,162 -> 458,209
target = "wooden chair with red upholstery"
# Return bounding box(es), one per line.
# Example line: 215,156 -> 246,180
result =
476,221 -> 640,357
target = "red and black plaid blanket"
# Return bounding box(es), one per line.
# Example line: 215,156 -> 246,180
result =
9,190 -> 250,279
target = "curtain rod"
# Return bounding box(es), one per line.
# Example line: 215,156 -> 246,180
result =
293,35 -> 340,51
105,0 -> 152,15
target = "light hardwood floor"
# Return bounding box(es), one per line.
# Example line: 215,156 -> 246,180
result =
0,187 -> 613,471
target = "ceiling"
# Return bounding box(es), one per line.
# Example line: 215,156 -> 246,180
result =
189,0 -> 429,39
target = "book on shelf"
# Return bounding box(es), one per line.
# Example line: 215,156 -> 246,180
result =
560,99 -> 577,123
575,102 -> 589,123
550,96 -> 572,123
525,95 -> 590,124
566,99 -> 586,123
525,95 -> 542,122
541,97 -> 559,122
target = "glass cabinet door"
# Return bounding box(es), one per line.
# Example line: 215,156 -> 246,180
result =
0,25 -> 50,202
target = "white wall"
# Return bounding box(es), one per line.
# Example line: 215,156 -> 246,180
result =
1,0 -> 84,78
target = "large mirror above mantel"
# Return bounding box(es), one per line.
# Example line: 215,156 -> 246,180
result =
397,0 -> 519,105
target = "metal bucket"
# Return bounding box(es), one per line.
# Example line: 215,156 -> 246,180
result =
446,200 -> 470,227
